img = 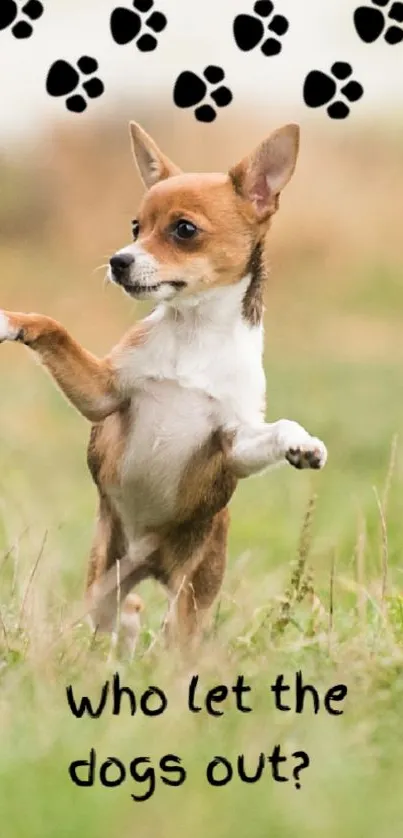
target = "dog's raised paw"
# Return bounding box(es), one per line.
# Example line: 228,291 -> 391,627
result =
286,440 -> 327,471
0,311 -> 21,343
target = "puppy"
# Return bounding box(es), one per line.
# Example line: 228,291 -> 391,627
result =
0,122 -> 327,653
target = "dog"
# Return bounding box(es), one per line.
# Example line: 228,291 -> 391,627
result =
0,121 -> 327,654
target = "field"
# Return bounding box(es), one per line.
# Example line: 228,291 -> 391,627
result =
0,114 -> 403,837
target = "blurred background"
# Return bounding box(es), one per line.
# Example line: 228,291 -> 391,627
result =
1,1 -> 403,837
1,0 -> 402,560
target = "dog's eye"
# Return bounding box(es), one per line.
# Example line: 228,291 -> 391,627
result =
172,219 -> 199,241
131,219 -> 140,240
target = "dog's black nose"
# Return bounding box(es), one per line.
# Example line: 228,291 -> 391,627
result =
110,253 -> 134,277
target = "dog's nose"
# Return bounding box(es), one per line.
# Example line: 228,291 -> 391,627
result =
110,253 -> 134,278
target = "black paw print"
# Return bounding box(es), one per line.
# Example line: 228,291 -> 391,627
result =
110,0 -> 167,51
354,0 -> 403,44
173,66 -> 233,123
233,0 -> 289,56
303,63 -> 364,120
46,57 -> 104,114
0,0 -> 43,39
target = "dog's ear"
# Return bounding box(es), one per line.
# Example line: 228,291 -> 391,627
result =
129,122 -> 182,189
229,124 -> 300,219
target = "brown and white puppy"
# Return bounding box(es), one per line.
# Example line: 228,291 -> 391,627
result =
0,122 -> 327,654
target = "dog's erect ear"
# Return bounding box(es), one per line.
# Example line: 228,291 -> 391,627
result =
129,122 -> 182,189
229,124 -> 300,219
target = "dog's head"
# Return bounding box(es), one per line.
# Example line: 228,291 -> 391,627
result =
108,121 -> 300,302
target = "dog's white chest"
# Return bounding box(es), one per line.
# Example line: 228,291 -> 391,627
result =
112,285 -> 266,532
117,379 -> 217,531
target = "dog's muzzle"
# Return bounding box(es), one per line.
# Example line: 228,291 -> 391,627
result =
109,251 -> 188,298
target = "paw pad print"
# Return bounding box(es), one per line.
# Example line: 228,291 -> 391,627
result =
110,0 -> 167,51
233,0 -> 289,56
354,0 -> 403,44
303,63 -> 364,120
173,66 -> 233,123
46,57 -> 104,114
0,0 -> 43,39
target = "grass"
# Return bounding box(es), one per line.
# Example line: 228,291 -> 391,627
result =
1,350 -> 403,838
1,118 -> 403,836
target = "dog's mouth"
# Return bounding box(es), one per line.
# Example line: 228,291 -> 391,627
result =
117,280 -> 187,297
121,282 -> 159,296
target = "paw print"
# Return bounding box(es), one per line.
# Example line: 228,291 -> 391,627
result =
173,66 -> 233,123
0,0 -> 43,39
46,57 -> 104,114
303,63 -> 364,120
354,0 -> 403,44
233,0 -> 289,56
110,0 -> 167,51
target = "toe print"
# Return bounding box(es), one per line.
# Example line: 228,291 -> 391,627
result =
0,0 -> 18,32
110,0 -> 167,51
0,0 -> 44,39
303,63 -> 364,120
46,56 -> 105,113
233,1 -> 289,57
173,66 -> 233,122
354,0 -> 403,44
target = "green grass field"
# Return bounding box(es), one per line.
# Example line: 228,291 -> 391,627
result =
1,119 -> 403,835
1,316 -> 402,836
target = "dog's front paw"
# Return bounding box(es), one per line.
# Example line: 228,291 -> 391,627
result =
276,421 -> 327,471
286,438 -> 327,470
0,311 -> 23,343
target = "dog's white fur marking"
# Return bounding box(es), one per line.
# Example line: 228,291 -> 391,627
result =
114,244 -> 159,287
109,244 -> 215,302
109,277 -> 264,532
0,311 -> 18,342
108,244 -> 180,301
109,277 -> 326,535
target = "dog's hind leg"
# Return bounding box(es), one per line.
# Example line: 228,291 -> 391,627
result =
162,508 -> 230,651
86,498 -> 158,657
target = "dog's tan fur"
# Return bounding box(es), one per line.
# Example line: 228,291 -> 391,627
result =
0,122 -> 328,653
